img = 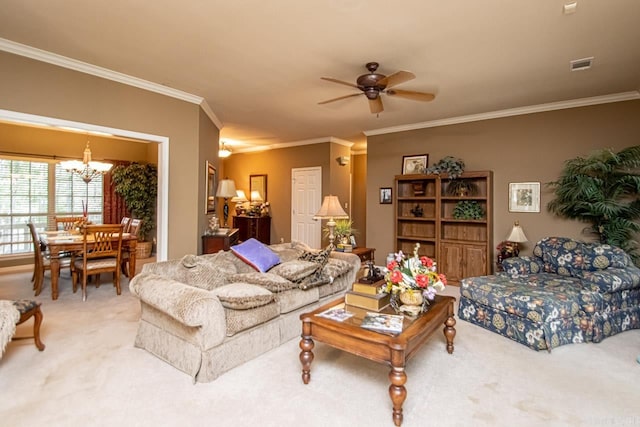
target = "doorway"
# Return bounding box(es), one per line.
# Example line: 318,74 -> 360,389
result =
291,167 -> 322,248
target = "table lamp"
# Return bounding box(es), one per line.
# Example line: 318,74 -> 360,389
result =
505,221 -> 528,256
232,190 -> 249,215
314,195 -> 349,248
216,179 -> 237,227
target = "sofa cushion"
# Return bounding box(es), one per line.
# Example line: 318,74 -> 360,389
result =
231,238 -> 281,273
175,254 -> 232,290
211,283 -> 275,310
269,260 -> 318,282
223,302 -> 280,336
229,272 -> 298,293
576,267 -> 640,293
299,247 -> 331,267
322,258 -> 353,281
269,242 -> 306,262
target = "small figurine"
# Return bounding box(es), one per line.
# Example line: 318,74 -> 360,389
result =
410,205 -> 424,217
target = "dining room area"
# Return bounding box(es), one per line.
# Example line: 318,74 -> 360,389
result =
0,119 -> 158,302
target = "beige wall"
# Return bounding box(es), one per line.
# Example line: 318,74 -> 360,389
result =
367,100 -> 640,261
351,153 -> 367,247
222,141 -> 362,245
0,51 -> 219,260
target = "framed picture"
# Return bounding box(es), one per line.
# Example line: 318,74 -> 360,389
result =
349,235 -> 357,248
402,154 -> 428,175
509,182 -> 540,213
205,161 -> 217,214
380,187 -> 392,204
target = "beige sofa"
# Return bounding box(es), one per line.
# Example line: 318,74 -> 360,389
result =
129,241 -> 360,382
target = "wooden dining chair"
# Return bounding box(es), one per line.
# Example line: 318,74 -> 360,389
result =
26,222 -> 71,297
54,216 -> 84,231
120,217 -> 132,233
121,219 -> 142,277
71,224 -> 124,301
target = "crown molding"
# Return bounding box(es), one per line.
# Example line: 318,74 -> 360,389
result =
233,136 -> 354,153
0,38 -> 223,129
364,91 -> 640,136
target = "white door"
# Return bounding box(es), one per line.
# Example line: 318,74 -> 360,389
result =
291,167 -> 322,248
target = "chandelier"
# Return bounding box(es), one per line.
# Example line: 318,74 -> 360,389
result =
60,142 -> 113,183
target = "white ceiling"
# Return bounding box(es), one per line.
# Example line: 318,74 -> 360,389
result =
1,1 -> 639,151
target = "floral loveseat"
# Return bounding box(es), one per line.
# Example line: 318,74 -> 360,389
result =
458,237 -> 640,351
129,240 -> 360,382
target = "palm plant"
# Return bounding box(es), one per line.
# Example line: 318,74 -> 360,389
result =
547,145 -> 640,264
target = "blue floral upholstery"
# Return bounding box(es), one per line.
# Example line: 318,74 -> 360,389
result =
459,237 -> 640,351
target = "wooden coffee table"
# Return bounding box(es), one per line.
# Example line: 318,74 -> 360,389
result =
299,295 -> 456,426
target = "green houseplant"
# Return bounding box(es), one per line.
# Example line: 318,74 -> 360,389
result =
452,200 -> 484,220
426,156 -> 466,179
323,219 -> 357,245
547,145 -> 640,264
111,162 -> 158,258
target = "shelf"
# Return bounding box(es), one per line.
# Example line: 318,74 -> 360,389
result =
441,218 -> 487,224
397,216 -> 436,222
397,236 -> 436,242
397,196 -> 437,201
441,196 -> 487,201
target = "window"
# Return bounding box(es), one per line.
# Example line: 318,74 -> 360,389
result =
0,157 -> 104,256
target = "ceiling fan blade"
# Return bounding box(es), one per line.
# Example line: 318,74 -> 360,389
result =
318,93 -> 363,105
369,97 -> 384,114
378,71 -> 415,89
320,77 -> 360,89
386,89 -> 435,102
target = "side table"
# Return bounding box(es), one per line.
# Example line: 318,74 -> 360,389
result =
202,228 -> 239,254
351,247 -> 375,263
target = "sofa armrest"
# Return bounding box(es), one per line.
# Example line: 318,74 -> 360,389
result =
576,266 -> 640,293
502,256 -> 544,276
130,273 -> 226,331
329,251 -> 361,270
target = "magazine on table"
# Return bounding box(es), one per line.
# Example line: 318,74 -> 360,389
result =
316,305 -> 355,322
360,312 -> 404,334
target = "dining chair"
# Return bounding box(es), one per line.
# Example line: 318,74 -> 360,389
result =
71,224 -> 124,301
121,219 -> 142,277
120,217 -> 132,233
54,216 -> 84,231
26,222 -> 71,297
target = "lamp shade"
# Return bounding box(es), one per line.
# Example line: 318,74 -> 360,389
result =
231,190 -> 248,203
250,190 -> 263,203
506,221 -> 528,243
216,179 -> 237,198
314,195 -> 348,219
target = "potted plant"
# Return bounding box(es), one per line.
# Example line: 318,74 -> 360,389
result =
111,162 -> 158,258
446,180 -> 478,197
547,145 -> 640,265
323,219 -> 357,245
452,200 -> 484,220
425,156 -> 466,179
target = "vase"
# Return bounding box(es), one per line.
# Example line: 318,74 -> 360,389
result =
392,290 -> 427,316
399,290 -> 423,306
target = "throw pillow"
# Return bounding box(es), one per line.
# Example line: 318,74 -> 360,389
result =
175,254 -> 230,290
211,283 -> 275,310
298,247 -> 331,269
229,272 -> 298,293
231,238 -> 281,273
322,258 -> 352,280
269,260 -> 319,282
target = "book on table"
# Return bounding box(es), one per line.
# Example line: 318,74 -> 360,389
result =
360,312 -> 404,334
352,279 -> 386,296
315,304 -> 355,322
344,290 -> 391,311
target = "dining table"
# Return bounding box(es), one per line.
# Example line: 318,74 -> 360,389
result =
40,230 -> 138,300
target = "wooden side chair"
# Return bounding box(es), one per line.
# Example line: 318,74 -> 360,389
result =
121,219 -> 142,277
27,222 -> 71,297
11,300 -> 45,351
120,216 -> 132,233
54,216 -> 84,231
71,224 -> 124,301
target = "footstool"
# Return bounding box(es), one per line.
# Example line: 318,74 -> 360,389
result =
13,300 -> 45,351
458,273 -> 590,351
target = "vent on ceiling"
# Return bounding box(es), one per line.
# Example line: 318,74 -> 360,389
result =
570,57 -> 594,71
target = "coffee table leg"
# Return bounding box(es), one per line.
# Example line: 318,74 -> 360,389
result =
299,321 -> 314,384
389,352 -> 407,426
444,302 -> 456,354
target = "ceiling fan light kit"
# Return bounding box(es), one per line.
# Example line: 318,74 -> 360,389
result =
319,61 -> 435,114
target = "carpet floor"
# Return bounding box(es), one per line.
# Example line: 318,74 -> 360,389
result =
0,266 -> 638,427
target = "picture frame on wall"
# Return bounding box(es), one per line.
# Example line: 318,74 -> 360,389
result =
402,154 -> 428,175
380,187 -> 392,204
205,161 -> 217,214
509,182 -> 540,212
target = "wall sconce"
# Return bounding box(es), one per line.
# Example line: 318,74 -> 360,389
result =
219,142 -> 232,158
336,156 -> 349,166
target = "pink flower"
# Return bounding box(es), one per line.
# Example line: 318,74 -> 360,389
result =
387,260 -> 398,271
420,256 -> 433,268
439,273 -> 447,286
390,270 -> 403,284
415,274 -> 428,288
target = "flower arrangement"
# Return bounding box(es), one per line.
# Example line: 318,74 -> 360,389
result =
383,243 -> 447,315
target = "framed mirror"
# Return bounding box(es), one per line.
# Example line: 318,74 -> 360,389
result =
206,161 -> 217,214
250,174 -> 267,203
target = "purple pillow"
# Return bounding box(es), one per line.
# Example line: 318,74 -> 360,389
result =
231,238 -> 281,273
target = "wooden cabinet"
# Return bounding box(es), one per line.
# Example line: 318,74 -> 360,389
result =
233,215 -> 271,244
394,171 -> 493,285
202,228 -> 239,254
351,247 -> 375,263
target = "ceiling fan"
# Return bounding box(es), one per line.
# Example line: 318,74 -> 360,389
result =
318,62 -> 435,114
